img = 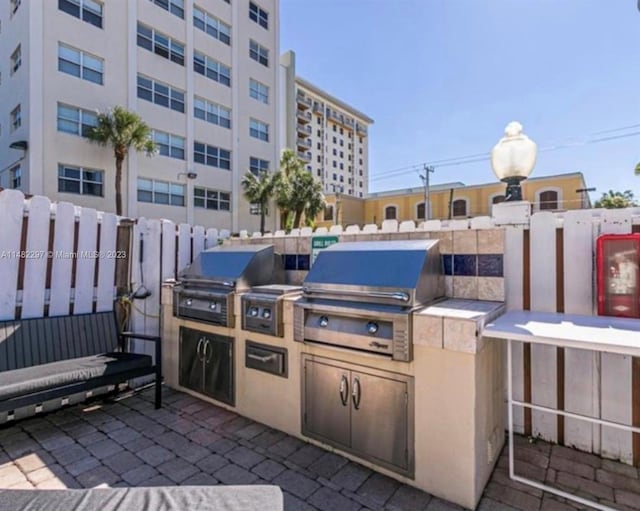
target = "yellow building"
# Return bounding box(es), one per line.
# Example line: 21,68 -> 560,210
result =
319,172 -> 590,227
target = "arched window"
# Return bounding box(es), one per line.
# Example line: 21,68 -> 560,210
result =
492,195 -> 505,204
539,190 -> 558,210
452,199 -> 467,217
416,202 -> 425,220
324,205 -> 334,221
384,205 -> 397,220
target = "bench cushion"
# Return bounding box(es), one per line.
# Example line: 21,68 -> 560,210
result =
0,486 -> 283,511
0,352 -> 152,402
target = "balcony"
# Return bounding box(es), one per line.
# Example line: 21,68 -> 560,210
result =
313,103 -> 324,115
297,123 -> 312,137
344,118 -> 355,129
297,109 -> 312,123
297,92 -> 312,109
356,123 -> 368,136
297,150 -> 312,162
328,110 -> 341,123
297,137 -> 311,149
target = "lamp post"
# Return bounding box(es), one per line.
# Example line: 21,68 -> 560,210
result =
490,122 -> 537,201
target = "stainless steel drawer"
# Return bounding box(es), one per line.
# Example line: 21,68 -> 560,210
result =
245,341 -> 287,377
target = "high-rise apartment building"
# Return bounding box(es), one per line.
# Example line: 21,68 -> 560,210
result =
280,51 -> 373,198
0,0 -> 280,232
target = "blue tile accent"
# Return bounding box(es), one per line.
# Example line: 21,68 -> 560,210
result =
442,255 -> 453,276
453,254 -> 477,276
478,254 -> 503,277
284,254 -> 297,271
297,254 -> 310,271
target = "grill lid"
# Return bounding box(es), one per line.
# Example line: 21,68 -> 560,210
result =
302,240 -> 443,307
179,244 -> 284,291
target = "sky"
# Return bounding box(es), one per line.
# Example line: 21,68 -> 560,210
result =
280,0 -> 640,203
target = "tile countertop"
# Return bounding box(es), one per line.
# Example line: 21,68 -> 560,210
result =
413,299 -> 505,353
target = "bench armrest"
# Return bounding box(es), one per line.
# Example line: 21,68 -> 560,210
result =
120,332 -> 161,342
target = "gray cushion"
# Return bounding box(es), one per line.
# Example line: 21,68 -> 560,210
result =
0,486 -> 283,511
0,352 -> 152,401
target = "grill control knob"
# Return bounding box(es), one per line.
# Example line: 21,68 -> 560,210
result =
209,303 -> 216,310
262,308 -> 271,319
366,322 -> 379,334
185,298 -> 193,306
319,316 -> 329,327
249,307 -> 259,317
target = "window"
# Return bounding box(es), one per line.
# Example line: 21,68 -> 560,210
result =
332,173 -> 337,180
452,199 -> 468,217
152,130 -> 185,160
332,136 -> 336,143
332,161 -> 336,168
137,75 -> 185,113
59,0 -> 103,28
249,118 -> 269,142
9,164 -> 21,189
492,195 -> 505,204
332,148 -> 337,156
539,190 -> 559,210
137,23 -> 184,65
194,51 -> 231,86
10,0 -> 20,16
138,178 -> 185,206
249,2 -> 268,29
57,103 -> 98,137
317,130 -> 321,137
416,202 -> 425,220
194,187 -> 230,210
249,40 -> 269,67
194,141 -> 231,169
339,174 -> 344,180
10,105 -> 21,132
149,0 -> 184,19
249,157 -> 269,175
58,164 -> 103,196
332,125 -> 336,132
339,151 -> 343,158
10,45 -> 21,74
385,206 -> 397,220
193,6 -> 230,45
324,205 -> 334,221
194,97 -> 231,128
316,154 -> 321,161
58,43 -> 103,84
249,79 -> 269,104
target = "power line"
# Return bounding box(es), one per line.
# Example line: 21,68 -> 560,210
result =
369,126 -> 640,183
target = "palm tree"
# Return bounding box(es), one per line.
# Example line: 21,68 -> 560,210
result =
87,106 -> 156,216
285,163 -> 326,229
241,170 -> 276,233
635,162 -> 640,176
594,190 -> 638,209
274,149 -> 304,228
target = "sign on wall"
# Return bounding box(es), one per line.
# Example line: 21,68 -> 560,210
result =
311,236 -> 339,266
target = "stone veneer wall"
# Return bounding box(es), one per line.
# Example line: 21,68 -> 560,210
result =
226,228 -> 505,302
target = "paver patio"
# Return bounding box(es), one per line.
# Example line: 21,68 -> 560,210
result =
1,387 -> 639,511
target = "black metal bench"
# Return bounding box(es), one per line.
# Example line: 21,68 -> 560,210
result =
0,311 -> 161,420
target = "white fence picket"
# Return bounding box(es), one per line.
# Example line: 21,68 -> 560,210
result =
529,212 -> 558,443
161,220 -> 177,281
599,208 -> 633,463
130,219 -> 145,354
177,223 -> 191,272
21,196 -> 51,319
205,228 -> 219,249
96,213 -> 118,312
73,207 -> 98,314
48,202 -> 76,317
140,219 -> 162,360
563,210 -> 600,454
193,225 -> 205,259
504,225 -> 525,432
0,190 -> 24,320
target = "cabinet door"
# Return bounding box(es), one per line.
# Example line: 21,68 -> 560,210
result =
203,334 -> 234,406
350,371 -> 409,471
302,358 -> 351,449
179,327 -> 205,392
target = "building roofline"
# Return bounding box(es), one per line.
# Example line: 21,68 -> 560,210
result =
295,76 -> 374,124
365,172 -> 587,198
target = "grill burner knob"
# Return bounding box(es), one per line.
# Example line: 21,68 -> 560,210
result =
366,322 -> 379,334
262,309 -> 271,319
185,298 -> 193,306
319,316 -> 329,327
249,307 -> 259,317
209,303 -> 216,310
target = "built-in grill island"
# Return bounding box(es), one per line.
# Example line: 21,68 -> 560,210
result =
174,244 -> 284,328
294,240 -> 444,361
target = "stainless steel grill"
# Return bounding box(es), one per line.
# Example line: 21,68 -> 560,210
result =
294,240 -> 443,361
174,245 -> 284,327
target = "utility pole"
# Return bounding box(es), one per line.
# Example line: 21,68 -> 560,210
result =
419,165 -> 435,220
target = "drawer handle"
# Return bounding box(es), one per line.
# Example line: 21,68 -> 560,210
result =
248,353 -> 276,363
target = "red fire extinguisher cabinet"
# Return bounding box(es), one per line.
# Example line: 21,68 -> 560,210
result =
597,233 -> 640,318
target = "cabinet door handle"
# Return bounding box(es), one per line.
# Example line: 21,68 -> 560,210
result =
339,374 -> 349,406
352,376 -> 361,410
196,337 -> 205,362
204,339 -> 213,363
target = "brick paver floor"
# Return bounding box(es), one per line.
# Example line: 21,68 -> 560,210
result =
1,387 -> 639,511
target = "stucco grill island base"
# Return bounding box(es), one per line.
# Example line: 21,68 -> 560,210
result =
161,245 -> 505,509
